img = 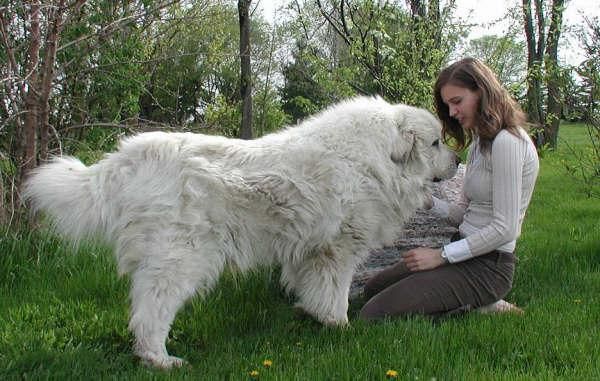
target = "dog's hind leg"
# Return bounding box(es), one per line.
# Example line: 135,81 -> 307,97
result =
127,243 -> 224,369
293,247 -> 363,326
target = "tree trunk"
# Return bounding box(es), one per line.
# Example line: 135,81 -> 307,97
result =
238,0 -> 253,140
259,14 -> 277,137
408,0 -> 426,18
22,1 -> 41,181
428,0 -> 442,50
39,0 -> 67,162
522,0 -> 545,147
544,0 -> 565,148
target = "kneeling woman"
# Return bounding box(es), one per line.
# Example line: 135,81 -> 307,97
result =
360,58 -> 539,319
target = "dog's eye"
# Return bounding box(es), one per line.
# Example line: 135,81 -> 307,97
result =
432,139 -> 440,147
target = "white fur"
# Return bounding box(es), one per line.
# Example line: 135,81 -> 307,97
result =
23,96 -> 457,368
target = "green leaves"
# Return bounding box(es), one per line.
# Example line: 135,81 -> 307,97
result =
281,2 -> 460,112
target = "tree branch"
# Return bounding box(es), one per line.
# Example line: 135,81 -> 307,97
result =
316,0 -> 352,46
57,0 -> 180,52
0,10 -> 26,101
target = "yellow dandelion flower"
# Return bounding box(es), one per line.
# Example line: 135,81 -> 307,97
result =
386,369 -> 399,378
574,299 -> 582,304
249,370 -> 259,378
263,359 -> 273,368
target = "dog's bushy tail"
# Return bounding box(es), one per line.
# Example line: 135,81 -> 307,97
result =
23,156 -> 108,244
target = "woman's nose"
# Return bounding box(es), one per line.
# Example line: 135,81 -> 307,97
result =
449,105 -> 458,117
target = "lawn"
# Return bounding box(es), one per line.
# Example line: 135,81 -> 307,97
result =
1,123 -> 599,380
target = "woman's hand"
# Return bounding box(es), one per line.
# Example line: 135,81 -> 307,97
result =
402,247 -> 446,272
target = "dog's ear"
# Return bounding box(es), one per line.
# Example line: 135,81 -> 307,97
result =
390,129 -> 416,164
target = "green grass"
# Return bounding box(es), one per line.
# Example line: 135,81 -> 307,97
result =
1,123 -> 599,380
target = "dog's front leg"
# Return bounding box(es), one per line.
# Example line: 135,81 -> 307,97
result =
292,246 -> 363,326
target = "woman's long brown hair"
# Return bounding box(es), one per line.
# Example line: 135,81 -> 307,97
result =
433,57 -> 528,151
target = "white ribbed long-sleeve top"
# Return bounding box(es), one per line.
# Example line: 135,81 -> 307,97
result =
432,128 -> 539,263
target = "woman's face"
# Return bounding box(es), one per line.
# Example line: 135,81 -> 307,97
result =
440,84 -> 480,131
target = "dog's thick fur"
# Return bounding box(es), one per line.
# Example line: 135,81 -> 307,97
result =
24,96 -> 457,368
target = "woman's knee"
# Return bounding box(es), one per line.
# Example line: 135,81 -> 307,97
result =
358,291 -> 417,321
362,278 -> 384,300
358,299 -> 384,321
362,262 -> 410,299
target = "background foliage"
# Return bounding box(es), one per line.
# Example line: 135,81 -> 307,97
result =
0,0 -> 599,219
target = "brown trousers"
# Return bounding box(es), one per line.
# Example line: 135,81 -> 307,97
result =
358,247 -> 515,320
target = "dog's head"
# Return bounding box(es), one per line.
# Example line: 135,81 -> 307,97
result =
389,104 -> 458,182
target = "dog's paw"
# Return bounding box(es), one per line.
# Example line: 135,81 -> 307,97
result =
322,315 -> 349,327
138,351 -> 187,369
292,304 -> 349,327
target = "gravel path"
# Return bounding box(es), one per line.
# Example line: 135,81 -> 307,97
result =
350,165 -> 465,297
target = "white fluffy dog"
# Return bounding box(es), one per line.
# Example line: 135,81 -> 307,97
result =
24,96 -> 457,368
